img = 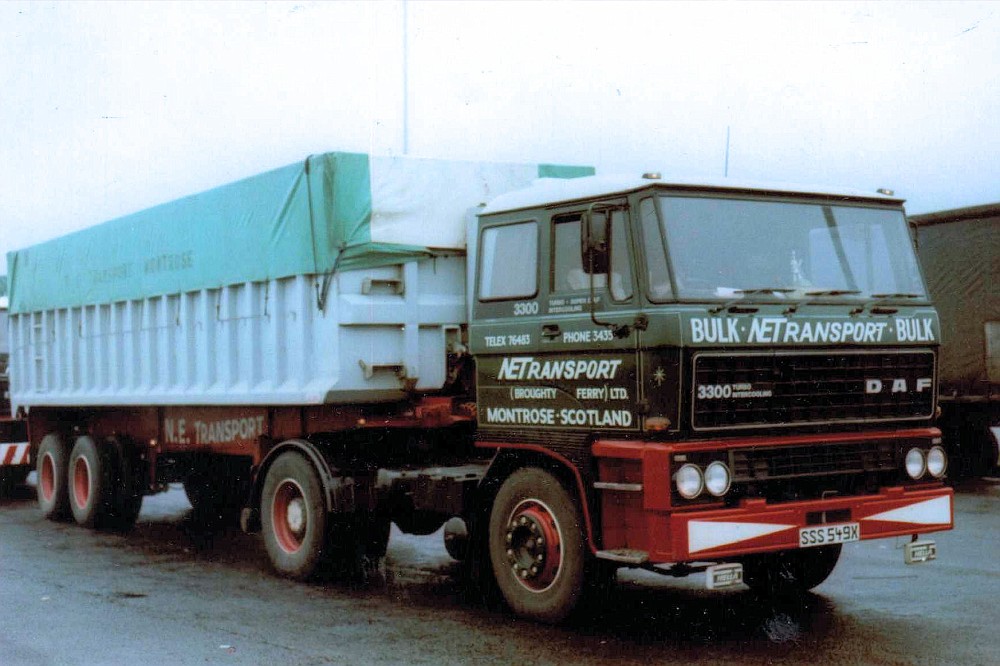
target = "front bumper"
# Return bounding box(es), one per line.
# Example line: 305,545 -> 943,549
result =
593,432 -> 954,564
673,485 -> 952,560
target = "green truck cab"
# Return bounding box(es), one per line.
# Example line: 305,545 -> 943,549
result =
468,175 -> 950,622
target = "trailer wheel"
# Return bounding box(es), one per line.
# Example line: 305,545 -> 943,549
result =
262,451 -> 328,580
68,436 -> 113,528
488,468 -> 586,624
742,544 -> 842,597
37,434 -> 71,520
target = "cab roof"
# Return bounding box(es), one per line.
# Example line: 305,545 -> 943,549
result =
480,174 -> 904,215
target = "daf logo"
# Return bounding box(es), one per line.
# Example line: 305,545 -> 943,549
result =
865,378 -> 933,394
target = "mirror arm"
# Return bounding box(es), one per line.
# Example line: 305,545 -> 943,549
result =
584,202 -> 644,339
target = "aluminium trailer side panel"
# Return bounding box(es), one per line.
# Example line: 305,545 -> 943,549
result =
6,152 -> 594,411
8,256 -> 466,410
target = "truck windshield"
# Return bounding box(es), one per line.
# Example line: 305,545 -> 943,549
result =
647,195 -> 928,302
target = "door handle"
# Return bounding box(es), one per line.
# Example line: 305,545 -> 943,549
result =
542,324 -> 561,339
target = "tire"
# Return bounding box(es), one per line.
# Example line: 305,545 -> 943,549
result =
68,435 -> 114,528
262,451 -> 329,580
443,517 -> 470,561
488,468 -> 587,624
742,545 -> 842,597
37,434 -> 71,520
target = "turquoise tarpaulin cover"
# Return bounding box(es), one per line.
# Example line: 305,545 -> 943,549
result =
6,153 -> 592,314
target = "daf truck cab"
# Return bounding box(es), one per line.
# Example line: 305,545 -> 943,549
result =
470,175 -> 949,621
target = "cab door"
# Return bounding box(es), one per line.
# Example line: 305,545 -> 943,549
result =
471,204 -> 643,437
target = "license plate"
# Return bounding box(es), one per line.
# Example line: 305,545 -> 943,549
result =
799,522 -> 860,548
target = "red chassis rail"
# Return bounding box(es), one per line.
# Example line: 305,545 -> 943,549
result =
590,427 -> 953,563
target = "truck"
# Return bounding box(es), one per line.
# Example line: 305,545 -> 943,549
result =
910,203 -> 1000,477
0,281 -> 31,494
5,152 -> 953,623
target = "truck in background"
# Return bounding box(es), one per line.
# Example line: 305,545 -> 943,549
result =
5,153 -> 953,623
910,204 -> 1000,477
0,281 -> 31,494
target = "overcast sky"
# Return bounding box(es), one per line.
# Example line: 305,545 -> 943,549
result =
1,1 -> 998,274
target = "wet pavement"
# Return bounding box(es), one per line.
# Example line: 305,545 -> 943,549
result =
1,477 -> 997,665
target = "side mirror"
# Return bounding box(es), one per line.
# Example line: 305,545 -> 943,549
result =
582,210 -> 610,275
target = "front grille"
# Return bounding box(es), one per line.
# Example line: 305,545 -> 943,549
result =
692,350 -> 935,430
730,439 -> 897,481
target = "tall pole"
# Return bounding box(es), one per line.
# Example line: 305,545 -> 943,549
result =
402,0 -> 409,155
724,125 -> 730,178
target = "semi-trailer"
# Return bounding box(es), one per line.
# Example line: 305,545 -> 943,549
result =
910,204 -> 999,477
5,152 -> 953,623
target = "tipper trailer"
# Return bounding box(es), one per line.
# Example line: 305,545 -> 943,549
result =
6,153 -> 953,623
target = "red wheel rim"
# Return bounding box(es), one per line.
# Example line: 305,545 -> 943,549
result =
40,452 -> 56,502
72,455 -> 91,509
272,479 -> 307,554
504,499 -> 564,593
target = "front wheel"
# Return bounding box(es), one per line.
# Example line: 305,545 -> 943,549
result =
488,468 -> 586,624
261,451 -> 328,580
742,544 -> 842,597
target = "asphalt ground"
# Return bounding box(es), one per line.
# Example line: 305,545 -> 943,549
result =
0,476 -> 997,665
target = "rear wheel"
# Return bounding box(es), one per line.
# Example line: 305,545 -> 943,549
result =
262,451 -> 328,580
68,435 -> 113,528
37,434 -> 70,520
488,468 -> 586,624
742,545 -> 842,596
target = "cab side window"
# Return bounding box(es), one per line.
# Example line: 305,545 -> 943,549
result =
552,217 -> 586,292
479,221 -> 537,300
551,211 -> 633,301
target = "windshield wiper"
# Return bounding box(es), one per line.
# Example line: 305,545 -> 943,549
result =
736,288 -> 796,296
850,292 -> 924,315
870,292 -> 922,299
805,289 -> 861,297
709,287 -> 795,314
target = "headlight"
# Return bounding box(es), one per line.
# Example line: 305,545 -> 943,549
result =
926,446 -> 948,478
905,447 -> 926,480
704,461 -> 731,497
675,463 -> 704,499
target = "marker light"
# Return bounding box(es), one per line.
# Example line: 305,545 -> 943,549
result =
704,461 -> 732,497
905,447 -> 926,480
675,463 -> 704,499
926,446 -> 948,478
